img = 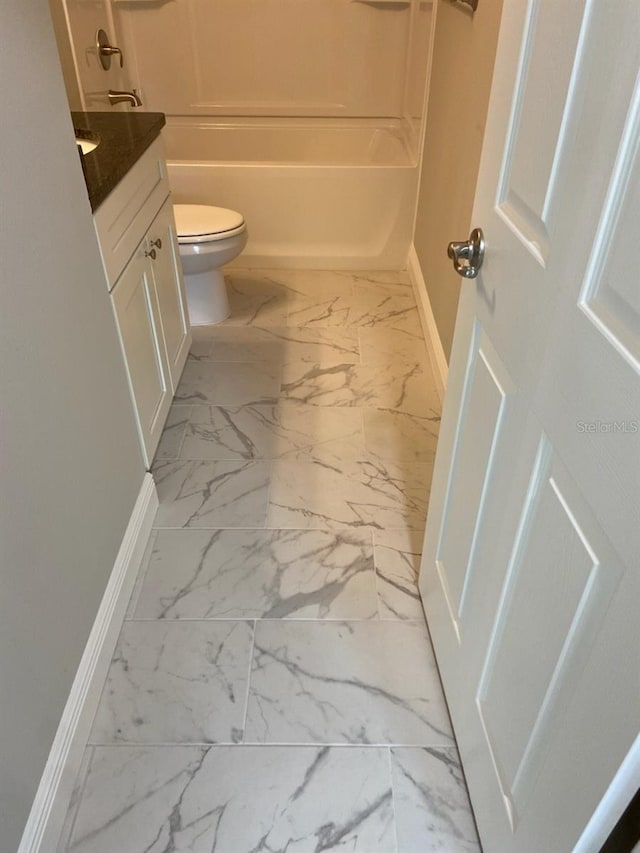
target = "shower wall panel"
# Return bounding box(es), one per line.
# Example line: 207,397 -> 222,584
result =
115,0 -> 411,117
403,0 -> 435,151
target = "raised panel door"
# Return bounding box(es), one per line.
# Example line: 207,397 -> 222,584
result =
420,2 -> 640,850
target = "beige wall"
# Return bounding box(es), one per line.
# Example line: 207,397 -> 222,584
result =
0,2 -> 145,848
414,0 -> 503,360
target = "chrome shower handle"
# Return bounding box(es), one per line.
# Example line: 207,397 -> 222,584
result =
101,45 -> 123,67
96,28 -> 124,70
451,0 -> 478,10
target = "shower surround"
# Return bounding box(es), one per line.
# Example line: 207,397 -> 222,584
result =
112,0 -> 435,267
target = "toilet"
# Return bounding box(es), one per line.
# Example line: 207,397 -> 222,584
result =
173,204 -> 247,325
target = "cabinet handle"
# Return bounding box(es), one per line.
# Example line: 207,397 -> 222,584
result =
144,247 -> 157,260
149,238 -> 162,250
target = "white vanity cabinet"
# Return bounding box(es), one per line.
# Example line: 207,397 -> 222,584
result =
93,136 -> 191,465
146,198 -> 191,390
110,243 -> 171,462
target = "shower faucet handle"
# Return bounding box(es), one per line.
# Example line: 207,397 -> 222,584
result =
96,28 -> 124,70
101,45 -> 123,67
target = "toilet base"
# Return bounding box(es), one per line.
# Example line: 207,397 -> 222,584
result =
184,268 -> 231,325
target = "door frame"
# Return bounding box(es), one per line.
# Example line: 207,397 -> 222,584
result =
573,734 -> 640,851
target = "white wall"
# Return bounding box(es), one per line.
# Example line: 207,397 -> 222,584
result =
0,3 -> 145,849
413,0 -> 503,359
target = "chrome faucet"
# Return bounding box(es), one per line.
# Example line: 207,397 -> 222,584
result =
108,89 -> 142,107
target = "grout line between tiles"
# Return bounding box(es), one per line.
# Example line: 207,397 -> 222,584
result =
173,405 -> 192,459
86,740 -> 452,748
121,616 -> 424,623
387,746 -> 401,853
125,529 -> 158,619
240,619 -> 258,743
55,746 -> 94,853
262,460 -> 274,529
148,522 -> 403,528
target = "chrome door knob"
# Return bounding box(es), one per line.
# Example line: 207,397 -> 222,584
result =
448,227 -> 485,279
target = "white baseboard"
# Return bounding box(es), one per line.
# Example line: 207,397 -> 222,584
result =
18,474 -> 158,853
407,243 -> 448,403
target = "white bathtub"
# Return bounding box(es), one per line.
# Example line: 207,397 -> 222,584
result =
165,119 -> 418,269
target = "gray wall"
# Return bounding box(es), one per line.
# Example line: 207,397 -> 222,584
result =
414,0 -> 503,360
0,3 -> 145,848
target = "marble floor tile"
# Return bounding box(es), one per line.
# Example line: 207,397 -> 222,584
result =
132,528 -> 377,620
81,268 -> 469,851
224,271 -> 290,325
174,361 -> 281,405
268,459 -> 431,531
331,269 -> 413,288
153,459 -> 270,528
245,620 -> 453,745
261,271 -> 421,331
359,326 -> 431,367
374,529 -> 425,620
66,745 -> 395,853
280,360 -> 436,417
179,404 -> 366,462
285,291 -> 354,328
256,269 -> 356,329
363,408 -> 440,464
189,325 -> 218,359
90,621 -> 254,745
349,282 -> 422,332
392,747 -> 481,852
154,405 -> 191,460
192,326 -> 360,365
260,268 -> 353,299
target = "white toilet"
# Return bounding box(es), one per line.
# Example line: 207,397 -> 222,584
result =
173,204 -> 247,325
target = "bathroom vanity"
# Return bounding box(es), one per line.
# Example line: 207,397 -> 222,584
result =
73,111 -> 191,465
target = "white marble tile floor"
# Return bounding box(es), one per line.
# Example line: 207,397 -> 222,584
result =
59,269 -> 480,853
244,620 -> 454,745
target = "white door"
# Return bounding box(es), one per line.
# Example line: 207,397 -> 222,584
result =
419,2 -> 640,851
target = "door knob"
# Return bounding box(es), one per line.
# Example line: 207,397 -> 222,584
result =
447,227 -> 485,279
144,248 -> 157,261
149,238 -> 162,250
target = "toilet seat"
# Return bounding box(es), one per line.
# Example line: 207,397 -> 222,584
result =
174,204 -> 245,244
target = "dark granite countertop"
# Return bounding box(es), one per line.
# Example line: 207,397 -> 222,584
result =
71,111 -> 166,212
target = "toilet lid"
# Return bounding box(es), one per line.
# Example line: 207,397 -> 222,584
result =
174,204 -> 245,244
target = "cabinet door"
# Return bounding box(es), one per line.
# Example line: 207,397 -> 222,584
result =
111,246 -> 171,465
147,198 -> 191,390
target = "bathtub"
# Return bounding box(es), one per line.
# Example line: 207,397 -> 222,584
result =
164,118 -> 419,269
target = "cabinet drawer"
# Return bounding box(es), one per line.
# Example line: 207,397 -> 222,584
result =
94,137 -> 170,290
